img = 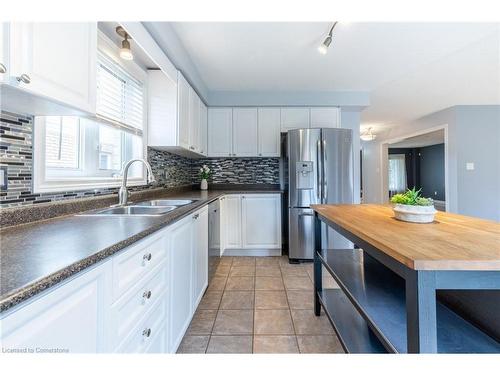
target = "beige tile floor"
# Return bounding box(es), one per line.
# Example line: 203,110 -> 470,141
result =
177,256 -> 345,354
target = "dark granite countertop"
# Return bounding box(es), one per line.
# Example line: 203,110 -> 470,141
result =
0,187 -> 282,313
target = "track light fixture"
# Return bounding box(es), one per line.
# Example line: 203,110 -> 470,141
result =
318,22 -> 338,55
116,26 -> 133,61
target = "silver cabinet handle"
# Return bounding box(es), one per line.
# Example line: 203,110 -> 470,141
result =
298,212 -> 314,217
142,328 -> 151,338
143,253 -> 152,262
0,63 -> 6,74
16,73 -> 31,84
142,290 -> 152,300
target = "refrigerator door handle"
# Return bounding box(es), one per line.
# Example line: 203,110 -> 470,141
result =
298,212 -> 314,217
323,139 -> 328,203
316,139 -> 322,202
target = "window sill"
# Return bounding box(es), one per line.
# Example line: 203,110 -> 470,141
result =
33,178 -> 148,194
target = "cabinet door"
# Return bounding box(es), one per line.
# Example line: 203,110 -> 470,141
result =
208,108 -> 233,157
233,107 -> 258,157
188,87 -> 200,152
168,216 -> 193,352
0,261 -> 111,353
177,72 -> 190,149
199,101 -> 208,155
258,107 -> 281,157
241,194 -> 281,249
0,23 -> 9,84
223,195 -> 242,249
280,107 -> 310,132
310,107 -> 340,128
192,207 -> 208,308
9,22 -> 97,113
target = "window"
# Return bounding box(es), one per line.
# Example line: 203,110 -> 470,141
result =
388,154 -> 407,195
33,38 -> 147,193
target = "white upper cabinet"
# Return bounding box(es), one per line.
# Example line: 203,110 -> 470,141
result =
310,107 -> 340,128
188,86 -> 201,153
257,108 -> 281,157
232,108 -> 258,157
148,70 -> 207,157
177,72 -> 191,149
0,23 -> 9,84
199,101 -> 208,155
208,108 -> 233,157
2,22 -> 97,115
280,107 -> 310,131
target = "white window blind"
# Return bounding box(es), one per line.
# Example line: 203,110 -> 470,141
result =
45,116 -> 80,169
96,52 -> 144,133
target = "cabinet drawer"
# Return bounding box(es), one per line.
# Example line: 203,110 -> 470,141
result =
110,262 -> 166,345
116,293 -> 166,353
112,233 -> 166,300
144,325 -> 167,353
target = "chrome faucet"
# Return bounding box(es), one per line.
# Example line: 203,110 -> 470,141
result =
118,159 -> 156,206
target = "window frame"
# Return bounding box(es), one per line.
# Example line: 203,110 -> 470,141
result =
33,31 -> 148,194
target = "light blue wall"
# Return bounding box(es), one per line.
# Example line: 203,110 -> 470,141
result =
363,105 -> 500,222
453,106 -> 500,221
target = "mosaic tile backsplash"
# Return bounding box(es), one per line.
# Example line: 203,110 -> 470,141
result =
0,111 -> 279,208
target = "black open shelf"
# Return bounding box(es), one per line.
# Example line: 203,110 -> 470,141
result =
318,289 -> 387,353
317,249 -> 500,353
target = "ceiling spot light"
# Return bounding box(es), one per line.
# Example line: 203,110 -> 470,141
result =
360,127 -> 377,142
116,26 -> 133,61
318,22 -> 338,55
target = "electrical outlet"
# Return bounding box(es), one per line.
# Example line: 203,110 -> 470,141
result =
466,162 -> 475,171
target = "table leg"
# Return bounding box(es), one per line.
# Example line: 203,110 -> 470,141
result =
314,214 -> 323,316
406,270 -> 437,353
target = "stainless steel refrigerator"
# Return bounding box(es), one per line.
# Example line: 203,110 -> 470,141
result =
286,128 -> 354,261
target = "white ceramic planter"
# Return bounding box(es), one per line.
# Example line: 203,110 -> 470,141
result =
392,204 -> 437,223
200,179 -> 208,190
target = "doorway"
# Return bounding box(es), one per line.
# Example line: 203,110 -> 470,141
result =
384,127 -> 448,211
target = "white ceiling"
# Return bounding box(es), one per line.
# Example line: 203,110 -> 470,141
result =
168,22 -> 500,130
389,129 -> 444,148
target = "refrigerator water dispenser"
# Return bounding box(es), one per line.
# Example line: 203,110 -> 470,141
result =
296,161 -> 314,190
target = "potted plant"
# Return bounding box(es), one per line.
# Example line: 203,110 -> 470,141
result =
390,187 -> 437,223
199,165 -> 211,190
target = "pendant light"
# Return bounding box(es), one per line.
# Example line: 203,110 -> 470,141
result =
116,26 -> 133,61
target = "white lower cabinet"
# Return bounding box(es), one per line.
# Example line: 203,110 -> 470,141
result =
0,206 -> 209,354
0,261 -> 112,353
193,206 -> 209,308
221,195 -> 243,249
167,206 -> 208,353
241,194 -> 282,249
220,194 -> 282,256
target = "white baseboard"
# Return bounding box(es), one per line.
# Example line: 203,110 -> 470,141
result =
222,249 -> 282,257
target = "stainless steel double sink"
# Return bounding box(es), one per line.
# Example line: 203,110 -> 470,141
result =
80,199 -> 197,217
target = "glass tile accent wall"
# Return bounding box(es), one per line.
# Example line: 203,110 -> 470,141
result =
0,111 -> 280,208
